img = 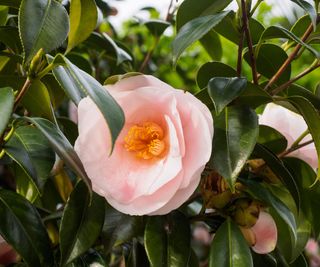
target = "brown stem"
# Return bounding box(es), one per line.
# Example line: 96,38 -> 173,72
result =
241,0 -> 259,84
264,23 -> 314,91
271,61 -> 320,95
237,28 -> 245,77
139,37 -> 159,73
279,139 -> 314,158
13,78 -> 31,111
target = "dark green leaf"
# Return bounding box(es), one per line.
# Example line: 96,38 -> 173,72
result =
237,82 -> 272,108
23,117 -> 92,191
214,12 -> 264,46
144,19 -> 170,37
286,96 -> 320,178
259,26 -> 319,58
211,106 -> 259,189
291,14 -> 320,44
172,11 -> 231,64
145,212 -> 191,267
4,125 -> 55,193
19,0 -> 69,64
245,44 -> 291,84
67,0 -> 97,53
258,125 -> 288,154
126,239 -> 150,267
51,54 -> 124,151
283,157 -> 320,236
286,84 -> 320,110
242,179 -> 297,245
209,218 -> 253,267
208,77 -> 247,114
0,87 -> 14,136
102,204 -> 144,253
60,181 -> 105,266
289,0 -> 317,30
0,26 -> 22,53
0,189 -> 53,266
200,30 -> 222,61
176,0 -> 232,30
85,32 -> 132,65
197,61 -> 237,89
253,144 -> 300,211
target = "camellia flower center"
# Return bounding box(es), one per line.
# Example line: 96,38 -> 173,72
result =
124,122 -> 166,159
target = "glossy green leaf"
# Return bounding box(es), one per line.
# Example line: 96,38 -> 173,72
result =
145,212 -> 191,267
0,26 -> 23,53
209,218 -> 253,267
126,239 -> 150,267
42,74 -> 66,109
0,0 -> 21,8
60,181 -> 105,266
51,55 -> 124,151
290,14 -> 320,44
252,252 -> 277,267
284,157 -> 320,236
253,144 -> 300,211
176,0 -> 232,30
242,179 -> 297,245
0,87 -> 14,136
237,83 -> 272,108
102,204 -> 144,253
19,0 -> 69,64
211,106 -> 259,189
85,32 -> 132,65
208,77 -> 247,115
258,125 -> 287,154
289,0 -> 317,30
200,30 -> 222,61
23,117 -> 92,191
197,61 -> 237,89
245,44 -> 291,84
259,25 -> 319,58
290,254 -> 308,267
172,11 -> 230,64
286,84 -> 320,110
21,79 -> 55,121
144,19 -> 170,37
214,12 -> 265,46
13,163 -> 39,203
286,96 -> 320,178
67,0 -> 97,53
4,125 -> 55,193
0,189 -> 53,266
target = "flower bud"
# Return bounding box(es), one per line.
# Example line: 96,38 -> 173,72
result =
201,170 -> 232,209
233,199 -> 260,228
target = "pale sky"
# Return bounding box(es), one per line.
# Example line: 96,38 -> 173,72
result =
108,0 -> 314,29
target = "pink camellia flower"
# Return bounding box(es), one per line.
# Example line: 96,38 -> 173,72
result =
0,235 -> 17,265
241,211 -> 278,254
75,75 -> 213,215
259,103 -> 317,169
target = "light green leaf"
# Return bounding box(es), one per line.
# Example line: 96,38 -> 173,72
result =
19,0 -> 69,64
0,0 -> 21,8
209,218 -> 253,267
67,0 -> 97,53
0,87 -> 14,136
172,11 -> 231,64
0,5 -> 8,26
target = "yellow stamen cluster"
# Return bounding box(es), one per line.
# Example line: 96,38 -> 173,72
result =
124,122 -> 166,159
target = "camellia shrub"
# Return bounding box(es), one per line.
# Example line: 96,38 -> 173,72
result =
0,0 -> 320,266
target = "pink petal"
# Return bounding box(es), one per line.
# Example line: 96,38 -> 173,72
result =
251,211 -> 278,254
